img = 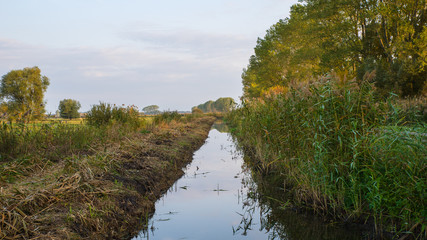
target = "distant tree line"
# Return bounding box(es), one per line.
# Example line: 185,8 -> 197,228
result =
242,0 -> 426,99
0,66 -> 147,122
0,65 -> 173,122
192,97 -> 236,113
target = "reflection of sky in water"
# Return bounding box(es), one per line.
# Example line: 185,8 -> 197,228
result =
133,129 -> 267,240
133,128 -> 367,240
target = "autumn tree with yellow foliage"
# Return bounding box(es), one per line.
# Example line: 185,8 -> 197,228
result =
0,67 -> 50,122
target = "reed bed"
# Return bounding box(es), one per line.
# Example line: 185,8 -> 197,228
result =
227,76 -> 426,238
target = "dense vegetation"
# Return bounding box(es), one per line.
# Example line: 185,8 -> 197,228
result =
228,76 -> 426,238
193,97 -> 236,113
229,1 -> 426,238
242,0 -> 426,99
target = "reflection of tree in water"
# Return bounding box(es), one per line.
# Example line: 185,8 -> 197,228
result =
232,164 -> 369,240
212,121 -> 229,133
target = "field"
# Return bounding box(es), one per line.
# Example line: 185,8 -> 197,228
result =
0,111 -> 216,239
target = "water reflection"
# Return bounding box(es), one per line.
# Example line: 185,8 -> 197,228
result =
133,122 -> 367,240
212,121 -> 229,133
232,165 -> 368,240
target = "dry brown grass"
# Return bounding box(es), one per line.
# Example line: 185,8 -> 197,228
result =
0,116 -> 216,239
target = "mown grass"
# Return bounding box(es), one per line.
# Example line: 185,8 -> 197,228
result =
226,76 -> 426,239
0,104 -> 216,238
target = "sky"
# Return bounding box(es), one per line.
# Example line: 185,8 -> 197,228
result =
0,0 -> 299,113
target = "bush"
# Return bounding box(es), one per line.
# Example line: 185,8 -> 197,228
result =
85,102 -> 113,127
85,103 -> 142,129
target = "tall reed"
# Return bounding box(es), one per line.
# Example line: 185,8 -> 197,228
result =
227,76 -> 426,238
0,122 -> 97,161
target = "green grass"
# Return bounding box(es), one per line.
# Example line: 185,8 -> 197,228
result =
226,77 -> 426,238
0,106 -> 202,184
153,111 -> 182,124
0,104 -> 150,183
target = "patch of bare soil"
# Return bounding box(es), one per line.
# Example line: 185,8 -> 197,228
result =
0,116 -> 216,239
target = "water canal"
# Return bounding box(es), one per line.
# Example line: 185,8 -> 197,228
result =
133,122 -> 367,240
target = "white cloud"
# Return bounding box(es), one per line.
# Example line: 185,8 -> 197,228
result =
121,27 -> 253,58
0,37 -> 245,112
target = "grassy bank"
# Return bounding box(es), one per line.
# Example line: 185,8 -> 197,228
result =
0,111 -> 216,239
226,77 -> 426,239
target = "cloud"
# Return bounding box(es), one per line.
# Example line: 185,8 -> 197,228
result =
0,37 -> 245,113
121,27 -> 253,58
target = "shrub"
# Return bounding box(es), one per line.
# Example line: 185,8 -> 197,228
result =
85,103 -> 142,129
85,102 -> 113,127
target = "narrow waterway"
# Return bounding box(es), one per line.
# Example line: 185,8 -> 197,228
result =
133,123 -> 367,240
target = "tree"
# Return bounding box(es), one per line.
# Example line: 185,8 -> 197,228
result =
143,105 -> 160,114
241,0 -> 426,99
194,97 -> 236,113
0,67 -> 50,122
58,99 -> 81,119
213,97 -> 236,112
196,100 -> 214,113
0,101 -> 7,119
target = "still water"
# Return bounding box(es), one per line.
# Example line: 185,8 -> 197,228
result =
133,124 -> 366,240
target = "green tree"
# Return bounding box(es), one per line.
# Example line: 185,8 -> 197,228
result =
58,99 -> 81,119
242,0 -> 426,99
0,67 -> 50,122
143,105 -> 160,114
213,97 -> 236,112
0,101 -> 7,119
194,98 -> 236,113
196,100 -> 214,113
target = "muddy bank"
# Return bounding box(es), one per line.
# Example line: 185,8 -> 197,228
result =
0,116 -> 216,239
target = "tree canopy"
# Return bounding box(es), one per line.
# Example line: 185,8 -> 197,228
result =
193,97 -> 236,113
58,99 -> 81,119
0,67 -> 50,122
242,0 -> 426,99
143,105 -> 160,115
